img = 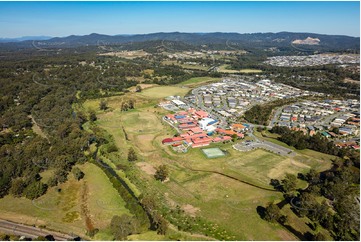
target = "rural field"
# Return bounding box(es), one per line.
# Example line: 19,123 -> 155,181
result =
178,77 -> 222,87
0,83 -> 337,241
138,85 -> 190,99
217,64 -> 263,73
75,84 -> 337,240
162,60 -> 209,71
0,163 -> 130,240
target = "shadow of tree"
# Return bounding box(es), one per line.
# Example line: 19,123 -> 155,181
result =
256,204 -> 314,241
279,222 -> 306,240
256,206 -> 266,219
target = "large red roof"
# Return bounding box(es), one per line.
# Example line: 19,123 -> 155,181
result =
195,110 -> 208,118
162,138 -> 174,144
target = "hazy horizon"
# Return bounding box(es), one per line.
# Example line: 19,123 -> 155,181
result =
0,1 -> 360,38
1,30 -> 361,40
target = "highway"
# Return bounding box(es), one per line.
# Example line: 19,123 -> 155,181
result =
0,219 -> 75,240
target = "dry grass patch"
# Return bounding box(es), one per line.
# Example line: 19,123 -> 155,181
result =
121,111 -> 162,134
135,134 -> 157,152
343,78 -> 360,84
128,83 -> 156,92
136,162 -> 156,175
181,204 -> 200,217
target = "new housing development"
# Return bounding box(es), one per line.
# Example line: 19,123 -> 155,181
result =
160,78 -> 360,152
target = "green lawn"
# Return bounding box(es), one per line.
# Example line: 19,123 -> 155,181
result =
169,173 -> 294,240
179,77 -> 221,87
176,146 -> 305,189
138,86 -> 190,99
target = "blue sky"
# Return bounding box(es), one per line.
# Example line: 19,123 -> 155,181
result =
0,1 -> 359,38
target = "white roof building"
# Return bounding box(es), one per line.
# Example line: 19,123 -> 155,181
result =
172,100 -> 186,106
199,118 -> 216,129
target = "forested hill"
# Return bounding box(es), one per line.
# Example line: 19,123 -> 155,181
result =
1,32 -> 359,52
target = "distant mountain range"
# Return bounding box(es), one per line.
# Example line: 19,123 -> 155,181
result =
0,36 -> 52,43
0,32 -> 359,52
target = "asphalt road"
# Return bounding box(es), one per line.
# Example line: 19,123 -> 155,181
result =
0,219 -> 75,240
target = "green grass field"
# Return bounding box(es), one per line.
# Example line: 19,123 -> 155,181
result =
255,130 -> 335,172
180,174 -> 295,240
217,65 -> 262,74
0,163 -> 130,240
162,60 -> 209,71
77,91 -> 335,240
239,69 -> 264,73
179,77 -> 222,87
172,144 -> 315,189
138,86 -> 190,99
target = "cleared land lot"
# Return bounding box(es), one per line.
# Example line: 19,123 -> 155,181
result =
162,60 -> 209,71
0,163 -> 130,240
217,65 -> 262,73
178,77 -> 222,87
98,50 -> 149,59
138,86 -> 190,99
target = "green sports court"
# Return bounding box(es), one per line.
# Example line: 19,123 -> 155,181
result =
202,147 -> 226,158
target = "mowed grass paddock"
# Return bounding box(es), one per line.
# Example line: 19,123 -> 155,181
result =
178,77 -> 221,87
138,86 -> 190,99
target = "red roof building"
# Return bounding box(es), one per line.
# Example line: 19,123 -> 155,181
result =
179,123 -> 198,130
177,111 -> 188,116
165,114 -> 177,122
162,138 -> 174,144
180,133 -> 191,138
237,133 -> 245,138
192,142 -> 211,148
231,124 -> 245,132
213,137 -> 223,143
216,128 -> 244,138
190,127 -> 203,134
192,137 -> 212,144
222,136 -> 232,141
195,110 -> 209,119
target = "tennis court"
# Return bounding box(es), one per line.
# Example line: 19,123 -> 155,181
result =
202,147 -> 226,158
